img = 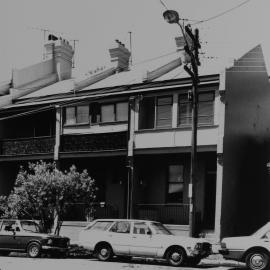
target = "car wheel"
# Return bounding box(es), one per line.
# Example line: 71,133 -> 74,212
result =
186,257 -> 201,266
246,251 -> 270,270
27,242 -> 41,258
166,247 -> 186,267
96,244 -> 112,261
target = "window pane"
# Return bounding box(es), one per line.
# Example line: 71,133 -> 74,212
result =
156,96 -> 172,128
133,222 -> 149,234
65,107 -> 76,125
110,221 -> 130,233
101,104 -> 115,122
198,92 -> 214,125
88,221 -> 113,231
90,102 -> 101,124
178,94 -> 192,126
77,105 -> 89,124
169,165 -> 184,182
139,97 -> 155,129
116,102 -> 128,121
167,183 -> 184,203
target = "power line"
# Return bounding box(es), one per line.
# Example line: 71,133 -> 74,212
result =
159,0 -> 168,10
192,0 -> 252,25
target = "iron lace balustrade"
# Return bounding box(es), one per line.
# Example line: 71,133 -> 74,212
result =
61,132 -> 128,153
135,203 -> 189,225
0,136 -> 55,156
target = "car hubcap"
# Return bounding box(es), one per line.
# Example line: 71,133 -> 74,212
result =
250,254 -> 265,269
30,246 -> 39,256
171,252 -> 181,262
100,248 -> 108,257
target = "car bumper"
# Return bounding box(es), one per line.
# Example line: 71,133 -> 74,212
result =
41,246 -> 69,252
219,248 -> 244,260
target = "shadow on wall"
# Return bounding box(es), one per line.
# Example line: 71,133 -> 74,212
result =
228,136 -> 270,236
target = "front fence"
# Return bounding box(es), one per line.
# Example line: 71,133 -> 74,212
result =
134,203 -> 189,225
63,202 -> 119,221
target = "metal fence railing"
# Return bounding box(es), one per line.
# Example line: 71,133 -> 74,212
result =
134,203 -> 189,225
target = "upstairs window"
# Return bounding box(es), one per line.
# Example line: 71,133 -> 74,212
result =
138,95 -> 172,130
101,104 -> 115,122
77,105 -> 90,124
100,102 -> 128,123
139,97 -> 155,129
65,107 -> 76,125
178,91 -> 215,127
64,105 -> 89,125
156,96 -> 172,128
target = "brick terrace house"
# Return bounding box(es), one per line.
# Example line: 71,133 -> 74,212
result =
0,36 -> 269,240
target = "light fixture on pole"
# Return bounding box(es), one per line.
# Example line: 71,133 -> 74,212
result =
163,9 -> 201,237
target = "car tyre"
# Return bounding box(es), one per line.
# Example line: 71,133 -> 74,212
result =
96,244 -> 112,261
246,250 -> 270,270
27,242 -> 41,258
166,247 -> 186,267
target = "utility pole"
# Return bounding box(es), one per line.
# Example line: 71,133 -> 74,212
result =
163,10 -> 201,237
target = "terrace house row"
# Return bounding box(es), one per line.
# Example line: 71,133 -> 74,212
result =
0,37 -> 269,240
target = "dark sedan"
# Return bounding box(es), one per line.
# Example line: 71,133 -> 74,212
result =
0,219 -> 70,258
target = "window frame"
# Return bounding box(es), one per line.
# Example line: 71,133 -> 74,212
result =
64,105 -> 90,126
178,91 -> 215,128
166,164 -> 185,204
100,102 -> 129,124
138,95 -> 173,130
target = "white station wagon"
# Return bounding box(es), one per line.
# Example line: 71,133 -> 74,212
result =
220,222 -> 270,270
78,219 -> 212,267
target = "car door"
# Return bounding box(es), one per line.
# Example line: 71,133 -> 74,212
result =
107,221 -> 132,255
0,220 -> 19,250
129,221 -> 161,257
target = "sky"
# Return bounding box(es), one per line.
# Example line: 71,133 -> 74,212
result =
0,0 -> 269,83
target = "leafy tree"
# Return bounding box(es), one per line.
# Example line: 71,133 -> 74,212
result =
0,161 -> 97,235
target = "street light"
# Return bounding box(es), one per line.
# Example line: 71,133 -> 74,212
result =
163,9 -> 200,237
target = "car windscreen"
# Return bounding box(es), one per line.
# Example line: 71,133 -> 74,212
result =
151,222 -> 172,235
86,221 -> 114,231
21,221 -> 41,233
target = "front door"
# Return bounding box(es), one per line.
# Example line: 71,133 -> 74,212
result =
129,222 -> 160,257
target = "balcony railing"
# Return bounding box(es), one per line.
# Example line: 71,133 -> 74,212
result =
61,132 -> 127,153
0,136 -> 55,156
134,203 -> 189,225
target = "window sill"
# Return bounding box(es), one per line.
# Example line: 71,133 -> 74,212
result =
136,124 -> 218,133
99,121 -> 128,126
64,122 -> 90,127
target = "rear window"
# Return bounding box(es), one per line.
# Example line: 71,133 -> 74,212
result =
86,221 -> 113,231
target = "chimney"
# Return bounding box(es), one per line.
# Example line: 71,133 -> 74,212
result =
109,39 -> 131,72
45,37 -> 74,81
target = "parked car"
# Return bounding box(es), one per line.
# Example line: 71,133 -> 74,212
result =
78,219 -> 212,267
0,219 -> 70,258
219,222 -> 270,270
